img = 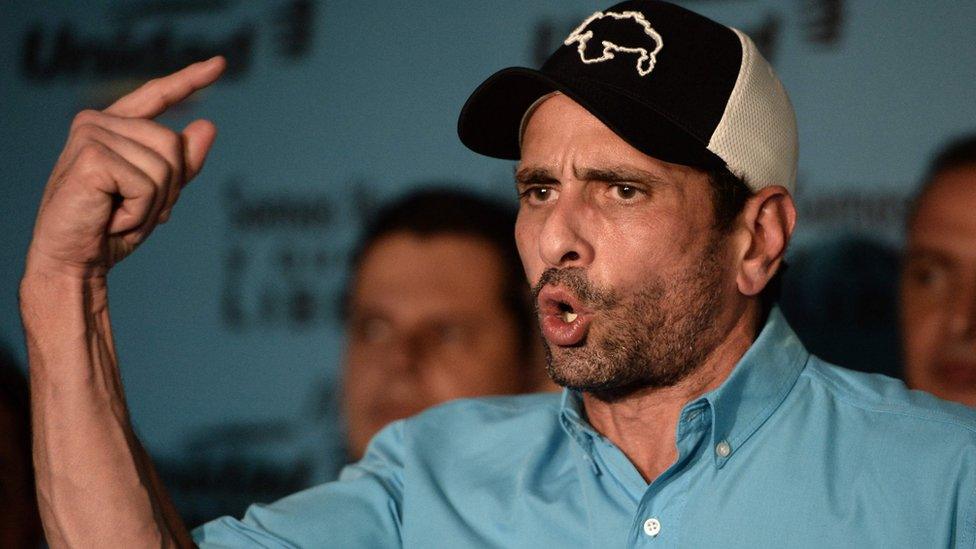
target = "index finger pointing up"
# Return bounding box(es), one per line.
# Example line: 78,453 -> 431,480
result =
104,56 -> 226,119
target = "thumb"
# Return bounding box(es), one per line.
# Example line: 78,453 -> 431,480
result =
181,119 -> 218,183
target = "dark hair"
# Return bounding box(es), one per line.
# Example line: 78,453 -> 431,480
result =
924,133 -> 976,181
706,162 -> 754,234
908,132 -> 976,228
704,163 -> 784,311
343,187 -> 536,358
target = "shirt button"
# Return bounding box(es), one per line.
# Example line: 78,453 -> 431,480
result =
642,517 -> 661,537
715,440 -> 732,458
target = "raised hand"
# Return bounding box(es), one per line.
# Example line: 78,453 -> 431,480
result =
21,58 -> 229,548
27,56 -> 226,277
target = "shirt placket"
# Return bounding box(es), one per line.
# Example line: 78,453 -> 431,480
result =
626,403 -> 712,547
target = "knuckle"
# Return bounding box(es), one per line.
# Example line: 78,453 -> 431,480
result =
73,143 -> 108,177
134,177 -> 159,202
75,142 -> 107,164
71,109 -> 99,129
72,122 -> 100,140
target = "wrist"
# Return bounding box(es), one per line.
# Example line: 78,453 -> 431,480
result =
20,267 -> 106,301
20,259 -> 109,329
20,259 -> 115,381
23,245 -> 108,282
21,244 -> 109,310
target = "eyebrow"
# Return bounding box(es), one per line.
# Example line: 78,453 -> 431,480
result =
514,166 -> 557,188
905,247 -> 954,266
514,165 -> 664,188
579,166 -> 662,184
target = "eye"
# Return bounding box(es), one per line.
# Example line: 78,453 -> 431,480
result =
356,317 -> 393,343
910,265 -> 937,286
435,324 -> 466,345
419,323 -> 468,353
904,260 -> 950,299
609,184 -> 640,201
519,186 -> 557,205
908,264 -> 936,286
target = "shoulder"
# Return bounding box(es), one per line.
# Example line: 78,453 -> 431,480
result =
423,391 -> 563,414
393,392 -> 566,462
784,357 -> 976,544
800,355 -> 976,439
405,392 -> 563,434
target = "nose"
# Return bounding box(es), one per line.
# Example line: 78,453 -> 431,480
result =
538,192 -> 594,268
383,332 -> 421,375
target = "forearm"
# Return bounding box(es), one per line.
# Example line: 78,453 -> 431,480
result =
20,268 -> 193,548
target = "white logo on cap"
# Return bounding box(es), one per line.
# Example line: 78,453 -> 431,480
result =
564,11 -> 664,77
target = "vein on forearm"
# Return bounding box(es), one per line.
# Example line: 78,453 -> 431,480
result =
22,274 -> 178,547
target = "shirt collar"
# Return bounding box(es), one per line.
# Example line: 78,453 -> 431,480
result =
559,389 -> 596,446
558,389 -> 603,473
558,307 -> 809,468
702,307 -> 809,467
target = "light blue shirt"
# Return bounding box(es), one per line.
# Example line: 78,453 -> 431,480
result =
194,309 -> 976,547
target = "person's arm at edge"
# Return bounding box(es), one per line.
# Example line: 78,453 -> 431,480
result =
20,57 -> 226,548
21,270 -> 194,547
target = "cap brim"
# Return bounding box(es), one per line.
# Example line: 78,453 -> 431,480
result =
458,67 -> 721,169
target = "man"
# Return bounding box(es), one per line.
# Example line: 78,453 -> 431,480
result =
901,133 -> 976,406
20,1 -> 976,547
341,188 -> 548,460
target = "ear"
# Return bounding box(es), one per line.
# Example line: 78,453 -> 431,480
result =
732,186 -> 796,297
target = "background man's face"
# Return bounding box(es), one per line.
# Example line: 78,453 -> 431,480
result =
342,232 -> 525,458
515,94 -> 736,399
901,164 -> 976,406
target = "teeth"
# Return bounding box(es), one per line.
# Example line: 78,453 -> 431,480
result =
562,311 -> 578,323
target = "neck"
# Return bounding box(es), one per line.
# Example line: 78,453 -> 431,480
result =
582,304 -> 760,483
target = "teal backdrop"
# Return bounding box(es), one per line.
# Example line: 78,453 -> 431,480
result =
2,0 -> 975,522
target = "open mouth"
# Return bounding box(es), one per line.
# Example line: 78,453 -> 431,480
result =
537,286 -> 592,346
557,301 -> 578,323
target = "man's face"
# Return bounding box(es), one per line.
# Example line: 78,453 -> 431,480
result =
901,164 -> 976,406
342,232 -> 525,458
515,94 -> 736,399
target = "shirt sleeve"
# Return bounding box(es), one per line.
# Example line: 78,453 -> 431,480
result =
192,420 -> 406,548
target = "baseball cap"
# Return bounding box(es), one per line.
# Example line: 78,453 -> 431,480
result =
457,0 -> 798,193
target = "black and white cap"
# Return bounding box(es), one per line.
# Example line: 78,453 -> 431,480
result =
458,0 -> 798,193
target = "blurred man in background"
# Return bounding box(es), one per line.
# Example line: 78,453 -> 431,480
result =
160,188 -> 550,521
341,188 -> 550,459
901,133 -> 976,406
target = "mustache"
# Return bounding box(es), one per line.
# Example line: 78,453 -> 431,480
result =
531,267 -> 618,310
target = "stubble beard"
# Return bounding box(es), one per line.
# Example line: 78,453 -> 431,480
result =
534,238 -> 728,402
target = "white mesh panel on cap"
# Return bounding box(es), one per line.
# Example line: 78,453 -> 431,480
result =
707,29 -> 798,194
